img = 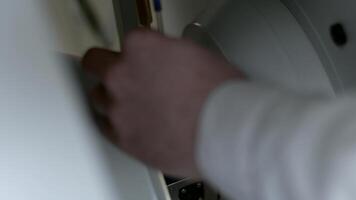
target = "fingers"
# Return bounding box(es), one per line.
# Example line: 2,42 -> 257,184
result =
82,48 -> 120,80
82,48 -> 122,146
123,28 -> 169,52
90,85 -> 113,115
96,116 -> 120,146
90,86 -> 119,146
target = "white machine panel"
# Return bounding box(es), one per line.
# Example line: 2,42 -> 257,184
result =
282,0 -> 356,93
184,0 -> 336,96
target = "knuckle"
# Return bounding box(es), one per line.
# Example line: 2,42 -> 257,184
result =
83,48 -> 101,58
107,104 -> 119,122
124,29 -> 162,51
103,69 -> 116,90
116,130 -> 133,151
82,48 -> 101,66
124,30 -> 145,48
103,65 -> 125,92
126,29 -> 149,42
107,109 -> 133,146
119,136 -> 132,152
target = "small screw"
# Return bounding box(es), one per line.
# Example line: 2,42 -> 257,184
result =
181,188 -> 187,194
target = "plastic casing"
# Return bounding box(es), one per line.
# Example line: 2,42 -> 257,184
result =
184,0 -> 356,96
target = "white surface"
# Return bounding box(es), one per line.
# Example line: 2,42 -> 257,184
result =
185,0 -> 334,95
160,0 -> 211,36
0,1 -> 168,199
282,0 -> 356,93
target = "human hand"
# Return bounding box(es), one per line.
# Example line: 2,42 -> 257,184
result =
82,29 -> 243,177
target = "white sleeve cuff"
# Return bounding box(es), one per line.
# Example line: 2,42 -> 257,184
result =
196,81 -> 301,199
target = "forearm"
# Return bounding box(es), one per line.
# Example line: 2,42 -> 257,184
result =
197,81 -> 356,200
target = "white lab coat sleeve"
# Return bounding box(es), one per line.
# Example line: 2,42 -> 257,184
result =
197,81 -> 356,200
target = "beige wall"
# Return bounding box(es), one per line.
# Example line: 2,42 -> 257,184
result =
47,0 -> 210,56
45,0 -> 118,55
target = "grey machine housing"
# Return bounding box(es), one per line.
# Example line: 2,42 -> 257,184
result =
184,0 -> 356,96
